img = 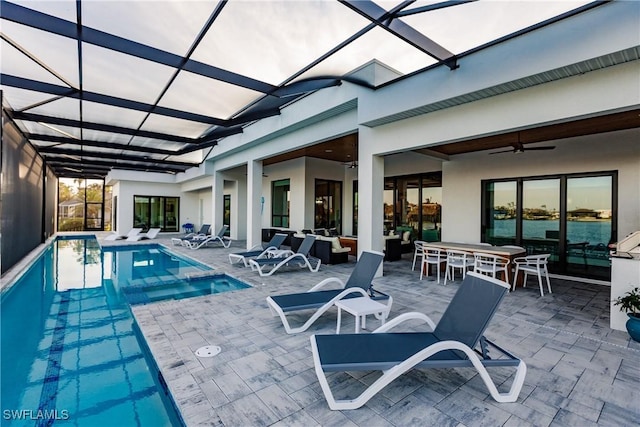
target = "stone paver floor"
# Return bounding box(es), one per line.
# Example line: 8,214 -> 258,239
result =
110,236 -> 639,426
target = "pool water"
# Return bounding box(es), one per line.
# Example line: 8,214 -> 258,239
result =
1,237 -> 249,426
122,273 -> 250,305
102,245 -> 249,305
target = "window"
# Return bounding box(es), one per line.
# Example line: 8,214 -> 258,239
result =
315,179 -> 342,233
523,178 -> 561,263
383,172 -> 442,239
272,179 -> 290,227
482,172 -> 616,280
133,196 -> 179,232
483,181 -> 517,245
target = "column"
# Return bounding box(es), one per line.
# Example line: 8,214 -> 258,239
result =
246,160 -> 263,250
211,170 -> 224,234
357,130 -> 385,276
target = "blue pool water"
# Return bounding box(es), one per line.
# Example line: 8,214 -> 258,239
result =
1,237 -> 249,426
102,244 -> 250,305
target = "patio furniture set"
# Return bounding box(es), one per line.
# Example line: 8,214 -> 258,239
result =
413,240 -> 553,296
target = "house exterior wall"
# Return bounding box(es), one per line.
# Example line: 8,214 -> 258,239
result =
197,189 -> 212,232
263,158 -> 306,230
304,157 -> 350,231
357,1 -> 639,126
442,130 -> 640,244
354,60 -> 639,259
103,2 -> 638,277
109,180 -> 199,233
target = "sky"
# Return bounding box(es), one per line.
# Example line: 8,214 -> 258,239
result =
492,176 -> 613,211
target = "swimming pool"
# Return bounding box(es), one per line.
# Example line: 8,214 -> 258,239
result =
0,236 -> 249,426
102,244 -> 250,305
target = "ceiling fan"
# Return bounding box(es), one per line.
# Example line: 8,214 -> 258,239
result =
343,160 -> 358,169
342,141 -> 357,168
490,133 -> 555,155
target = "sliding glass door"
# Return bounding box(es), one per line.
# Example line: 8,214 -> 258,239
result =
133,196 -> 179,232
315,179 -> 342,233
522,178 -> 560,264
565,175 -> 613,277
482,171 -> 616,280
382,172 -> 442,240
483,181 -> 517,246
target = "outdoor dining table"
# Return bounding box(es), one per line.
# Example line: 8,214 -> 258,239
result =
422,242 -> 527,284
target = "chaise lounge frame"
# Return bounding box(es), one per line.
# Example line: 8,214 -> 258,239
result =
310,271 -> 527,410
266,251 -> 388,334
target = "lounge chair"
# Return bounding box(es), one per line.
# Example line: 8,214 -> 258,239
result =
103,227 -> 142,241
266,250 -> 387,334
127,227 -> 161,241
171,224 -> 211,245
228,233 -> 288,267
310,271 -> 527,410
248,234 -> 320,277
183,225 -> 231,249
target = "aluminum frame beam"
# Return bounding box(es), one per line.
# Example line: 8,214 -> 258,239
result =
37,146 -> 198,168
11,111 -> 197,143
1,1 -> 277,95
26,134 -> 183,156
339,0 -> 458,69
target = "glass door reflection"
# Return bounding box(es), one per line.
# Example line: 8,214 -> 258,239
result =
522,179 -> 560,263
565,176 -> 613,278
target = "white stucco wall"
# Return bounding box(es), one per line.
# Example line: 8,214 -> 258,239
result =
262,158 -> 306,230
304,157 -> 351,231
110,181 -> 199,234
197,189 -> 212,231
384,152 -> 443,176
357,1 -> 639,126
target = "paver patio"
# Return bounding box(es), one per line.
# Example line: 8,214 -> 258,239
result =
117,236 -> 639,426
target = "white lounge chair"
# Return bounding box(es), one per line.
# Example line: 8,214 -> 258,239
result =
229,233 -> 288,267
266,251 -> 387,334
310,272 -> 526,410
127,227 -> 161,241
183,225 -> 231,249
249,235 -> 320,277
171,224 -> 211,245
103,228 -> 142,241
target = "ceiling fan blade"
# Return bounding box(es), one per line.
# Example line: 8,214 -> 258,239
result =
525,146 -> 556,151
489,149 -> 515,155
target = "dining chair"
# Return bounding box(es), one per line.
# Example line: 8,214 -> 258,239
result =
473,252 -> 510,282
420,247 -> 445,283
513,254 -> 552,296
412,240 -> 426,271
500,245 -> 526,278
444,249 -> 474,285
